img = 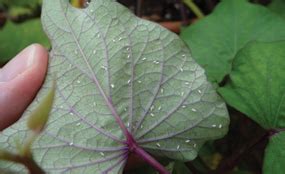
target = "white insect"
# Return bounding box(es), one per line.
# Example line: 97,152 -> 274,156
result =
177,145 -> 180,150
101,66 -> 107,71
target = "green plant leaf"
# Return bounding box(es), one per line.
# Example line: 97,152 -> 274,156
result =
0,19 -> 50,65
263,132 -> 285,174
172,162 -> 192,174
0,0 -> 41,8
269,0 -> 285,19
219,41 -> 285,129
218,41 -> 285,174
217,41 -> 285,174
0,0 -> 229,173
7,7 -> 34,18
27,80 -> 55,132
180,0 -> 285,83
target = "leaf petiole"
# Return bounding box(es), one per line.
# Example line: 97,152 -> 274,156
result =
133,145 -> 170,174
0,149 -> 45,174
183,0 -> 205,19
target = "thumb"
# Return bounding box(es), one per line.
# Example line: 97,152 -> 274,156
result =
0,44 -> 48,131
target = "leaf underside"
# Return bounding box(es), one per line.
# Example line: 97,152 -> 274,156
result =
0,0 -> 229,173
181,0 -> 285,83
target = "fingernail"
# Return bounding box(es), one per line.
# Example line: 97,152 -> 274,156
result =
0,45 -> 37,82
26,45 -> 36,68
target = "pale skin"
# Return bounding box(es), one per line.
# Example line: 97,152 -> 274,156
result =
0,44 -> 48,131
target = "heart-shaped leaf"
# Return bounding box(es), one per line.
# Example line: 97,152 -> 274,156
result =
0,0 -> 229,173
219,41 -> 285,173
180,0 -> 285,83
264,132 -> 285,174
219,41 -> 285,129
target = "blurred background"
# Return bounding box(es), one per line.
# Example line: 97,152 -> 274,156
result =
0,0 -> 284,174
0,0 -> 275,66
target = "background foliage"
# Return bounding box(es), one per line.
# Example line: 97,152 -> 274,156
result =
0,0 -> 285,173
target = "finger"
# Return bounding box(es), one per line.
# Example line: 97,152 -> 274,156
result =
0,44 -> 48,131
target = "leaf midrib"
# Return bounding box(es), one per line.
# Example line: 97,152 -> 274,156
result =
58,1 -> 130,139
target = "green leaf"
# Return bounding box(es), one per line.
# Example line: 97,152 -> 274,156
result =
263,132 -> 285,174
219,41 -> 285,129
0,19 -> 50,64
27,80 -> 55,132
180,0 -> 285,83
0,0 -> 229,173
219,41 -> 285,174
7,7 -> 33,18
269,0 -> 285,19
0,0 -> 41,8
172,162 -> 192,174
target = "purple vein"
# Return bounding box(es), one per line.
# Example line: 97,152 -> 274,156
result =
137,108 -> 215,143
44,131 -> 126,152
52,52 -> 95,82
128,25 -> 151,133
59,1 -> 130,139
82,9 -> 111,95
133,40 -> 165,134
136,72 -> 198,139
118,20 -> 136,132
57,86 -> 123,143
102,153 -> 128,174
47,152 -> 126,172
128,41 -> 135,134
54,106 -> 111,116
132,62 -> 165,134
142,146 -> 194,152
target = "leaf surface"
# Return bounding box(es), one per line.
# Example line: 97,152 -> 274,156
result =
219,41 -> 285,174
269,0 -> 285,19
0,19 -> 50,64
263,132 -> 285,174
27,80 -> 55,132
219,41 -> 285,129
180,0 -> 285,83
0,0 -> 229,173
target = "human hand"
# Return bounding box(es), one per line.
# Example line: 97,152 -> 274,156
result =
0,44 -> 48,131
0,44 -> 146,171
